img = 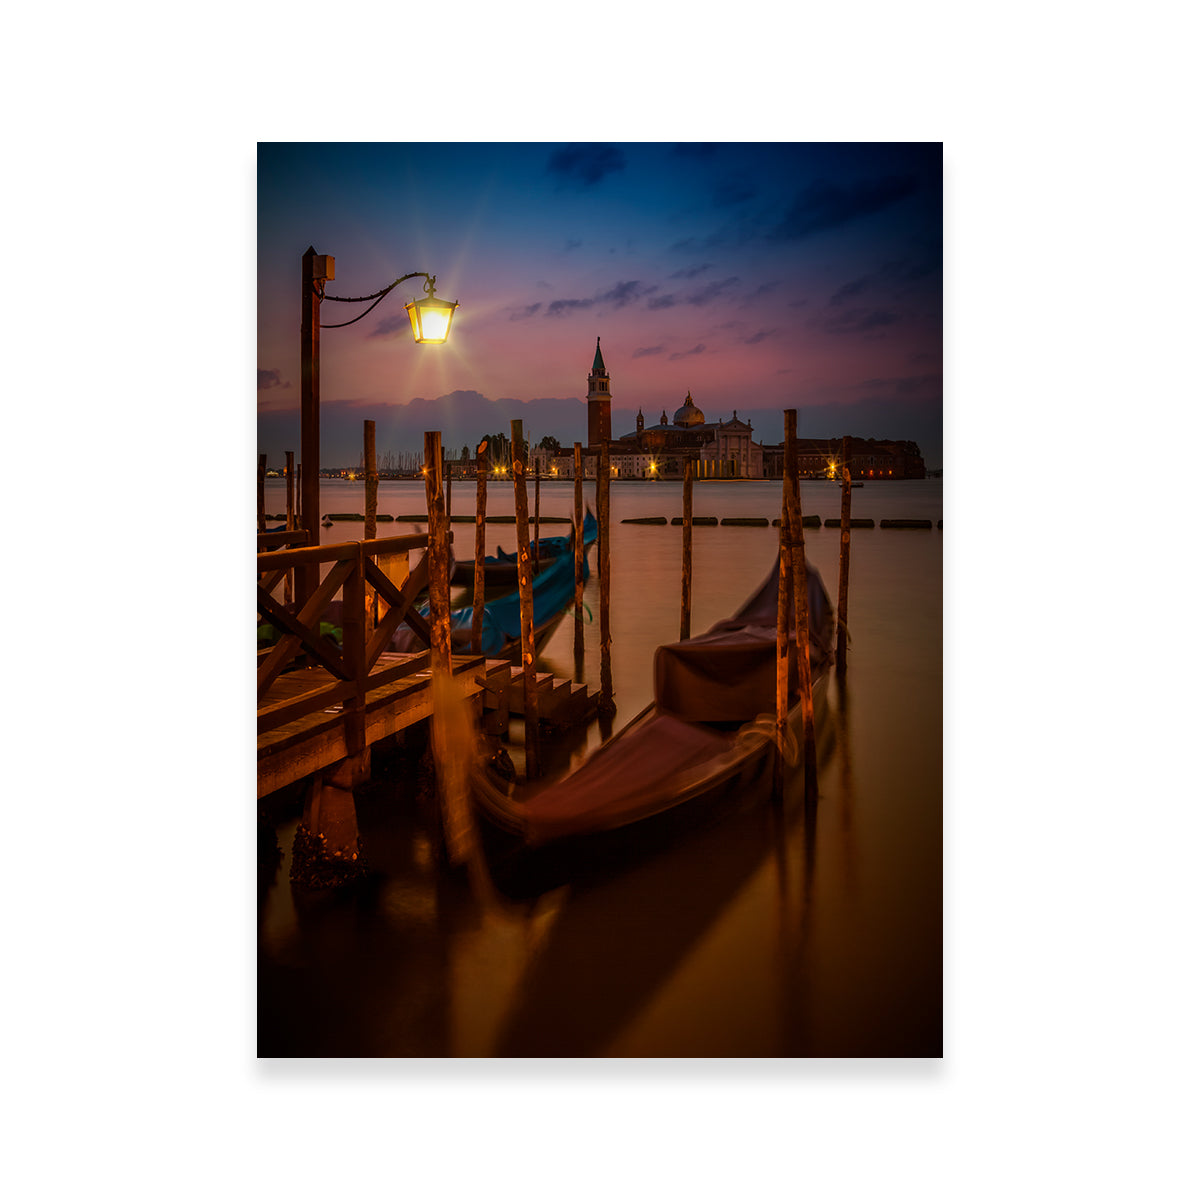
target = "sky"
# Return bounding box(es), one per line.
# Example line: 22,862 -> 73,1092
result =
258,142 -> 942,469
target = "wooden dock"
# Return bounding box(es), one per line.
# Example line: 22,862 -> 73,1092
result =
258,650 -> 513,798
257,527 -> 597,802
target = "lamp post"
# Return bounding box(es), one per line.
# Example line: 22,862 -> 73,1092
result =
298,246 -> 458,564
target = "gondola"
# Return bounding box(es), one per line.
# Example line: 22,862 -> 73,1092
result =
390,531 -> 588,661
449,509 -> 597,589
467,554 -> 835,891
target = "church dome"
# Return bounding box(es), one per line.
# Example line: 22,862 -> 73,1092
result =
673,391 -> 705,427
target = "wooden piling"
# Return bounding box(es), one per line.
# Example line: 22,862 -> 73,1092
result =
284,450 -> 295,606
473,438 -> 488,655
285,451 -> 295,530
364,421 -> 377,541
573,441 -> 584,668
510,420 -> 541,779
598,437 -> 614,716
774,458 -> 793,799
425,430 -> 473,866
257,454 -> 267,533
363,421 -> 378,634
424,433 -> 452,680
534,463 -> 542,570
786,412 -> 818,801
836,433 -> 852,675
681,455 -> 693,641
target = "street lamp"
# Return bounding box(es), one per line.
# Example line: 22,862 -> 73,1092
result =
299,247 -> 458,557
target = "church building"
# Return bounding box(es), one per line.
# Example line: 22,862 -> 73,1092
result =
567,339 -> 764,478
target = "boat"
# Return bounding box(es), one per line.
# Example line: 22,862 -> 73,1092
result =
449,509 -> 597,589
391,530 -> 588,660
467,554 -> 835,890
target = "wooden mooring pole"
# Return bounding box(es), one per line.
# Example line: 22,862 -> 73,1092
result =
774,452 -> 793,799
285,451 -> 295,530
364,421 -> 378,540
473,438 -> 488,655
680,455 -> 693,641
836,433 -> 852,675
573,441 -> 584,672
284,450 -> 295,606
787,412 -> 819,801
533,456 -> 541,570
364,420 -> 378,633
425,430 -> 473,864
424,433 -> 452,680
511,420 -> 541,779
598,437 -> 614,716
257,454 -> 267,532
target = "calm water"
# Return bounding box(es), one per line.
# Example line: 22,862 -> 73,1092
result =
258,476 -> 942,1056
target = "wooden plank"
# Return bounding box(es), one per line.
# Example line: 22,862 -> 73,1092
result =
258,679 -> 356,735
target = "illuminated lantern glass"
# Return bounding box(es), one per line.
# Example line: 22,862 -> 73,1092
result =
405,293 -> 459,344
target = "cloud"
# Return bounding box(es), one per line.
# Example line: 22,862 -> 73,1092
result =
510,302 -> 542,320
830,276 -> 871,305
564,238 -> 582,252
633,345 -> 665,358
670,263 -> 713,280
367,312 -> 409,339
547,143 -> 626,187
546,297 -> 594,317
744,329 -> 778,345
668,344 -> 707,361
813,307 -> 899,335
769,174 -> 919,241
686,275 -> 740,306
647,294 -> 676,310
545,280 -> 657,317
258,368 -> 290,390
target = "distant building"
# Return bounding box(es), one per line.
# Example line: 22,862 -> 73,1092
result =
761,437 -> 926,480
543,341 -> 925,481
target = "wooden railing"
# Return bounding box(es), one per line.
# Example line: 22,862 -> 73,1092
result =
256,531 -> 451,747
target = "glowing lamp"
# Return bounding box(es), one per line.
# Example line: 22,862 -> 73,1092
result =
406,287 -> 459,345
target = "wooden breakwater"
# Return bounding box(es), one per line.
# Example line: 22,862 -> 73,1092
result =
278,512 -> 940,529
609,515 -> 940,529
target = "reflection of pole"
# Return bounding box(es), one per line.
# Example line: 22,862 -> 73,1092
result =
473,439 -> 487,655
573,442 -> 584,671
598,439 -> 614,716
836,434 -> 852,675
680,456 -> 693,641
511,420 -> 540,779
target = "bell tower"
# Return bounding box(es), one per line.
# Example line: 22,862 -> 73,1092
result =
587,337 -> 611,448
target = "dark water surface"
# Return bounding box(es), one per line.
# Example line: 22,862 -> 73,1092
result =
258,477 -> 942,1056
